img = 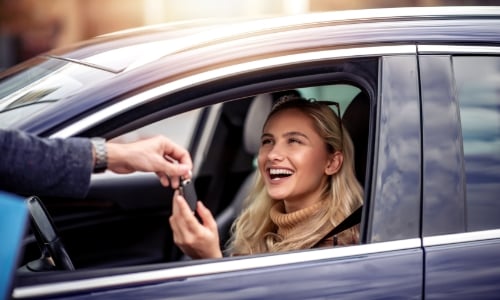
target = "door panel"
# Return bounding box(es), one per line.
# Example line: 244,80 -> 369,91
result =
424,233 -> 500,299
15,242 -> 423,299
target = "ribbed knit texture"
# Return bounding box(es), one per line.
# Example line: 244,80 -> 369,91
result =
269,200 -> 327,240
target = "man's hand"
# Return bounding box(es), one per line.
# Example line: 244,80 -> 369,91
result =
105,135 -> 193,188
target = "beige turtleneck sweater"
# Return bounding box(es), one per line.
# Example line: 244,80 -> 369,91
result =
269,200 -> 335,248
269,200 -> 357,248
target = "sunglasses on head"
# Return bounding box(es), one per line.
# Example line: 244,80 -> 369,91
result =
307,99 -> 343,152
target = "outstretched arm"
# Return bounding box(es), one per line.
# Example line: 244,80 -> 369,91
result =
0,130 -> 193,197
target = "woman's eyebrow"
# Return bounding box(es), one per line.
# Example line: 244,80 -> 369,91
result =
261,133 -> 273,139
283,131 -> 310,141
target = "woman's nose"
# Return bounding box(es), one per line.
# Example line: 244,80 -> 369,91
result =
267,144 -> 285,161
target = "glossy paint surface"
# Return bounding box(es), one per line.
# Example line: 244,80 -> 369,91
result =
420,55 -> 466,235
425,234 -> 500,299
3,16 -> 500,137
18,243 -> 422,300
370,55 -> 421,242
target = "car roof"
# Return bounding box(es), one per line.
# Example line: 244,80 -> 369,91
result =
46,6 -> 500,73
7,6 -> 500,135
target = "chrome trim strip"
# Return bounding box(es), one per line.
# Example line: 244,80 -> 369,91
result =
423,229 -> 500,247
51,45 -> 415,138
13,238 -> 421,299
418,45 -> 500,54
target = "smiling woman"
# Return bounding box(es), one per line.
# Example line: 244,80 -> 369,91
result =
170,96 -> 363,258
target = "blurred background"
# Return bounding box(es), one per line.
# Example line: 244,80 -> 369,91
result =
0,0 -> 497,70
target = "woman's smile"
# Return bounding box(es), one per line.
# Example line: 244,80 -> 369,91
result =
267,167 -> 294,181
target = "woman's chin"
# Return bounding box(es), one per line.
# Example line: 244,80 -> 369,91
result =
267,189 -> 289,201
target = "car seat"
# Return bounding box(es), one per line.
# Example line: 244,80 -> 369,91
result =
215,93 -> 274,249
341,91 -> 370,185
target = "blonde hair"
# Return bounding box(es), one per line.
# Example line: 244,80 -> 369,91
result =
227,97 -> 364,255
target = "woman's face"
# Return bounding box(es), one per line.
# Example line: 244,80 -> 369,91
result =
258,108 -> 333,211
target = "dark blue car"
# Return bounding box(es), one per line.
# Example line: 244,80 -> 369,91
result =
1,6 -> 500,299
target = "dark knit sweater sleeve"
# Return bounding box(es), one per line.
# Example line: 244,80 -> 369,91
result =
0,129 -> 93,198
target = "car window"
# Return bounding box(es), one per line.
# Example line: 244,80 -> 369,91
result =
454,56 -> 500,231
298,84 -> 361,116
15,56 -> 378,289
109,108 -> 202,149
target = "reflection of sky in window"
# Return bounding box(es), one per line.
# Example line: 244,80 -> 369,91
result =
0,59 -> 113,112
454,56 -> 500,231
455,57 -> 500,155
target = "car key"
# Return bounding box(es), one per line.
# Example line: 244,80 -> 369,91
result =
178,177 -> 198,212
163,155 -> 198,212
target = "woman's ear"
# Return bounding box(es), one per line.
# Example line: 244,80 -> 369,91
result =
325,151 -> 343,175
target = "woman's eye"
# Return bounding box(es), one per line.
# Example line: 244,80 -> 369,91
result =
288,138 -> 302,144
261,138 -> 272,145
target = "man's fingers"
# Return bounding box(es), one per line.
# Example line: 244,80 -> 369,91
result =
157,172 -> 171,187
160,136 -> 193,169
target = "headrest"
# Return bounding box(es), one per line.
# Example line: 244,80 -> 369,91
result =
243,93 -> 273,155
342,91 -> 370,184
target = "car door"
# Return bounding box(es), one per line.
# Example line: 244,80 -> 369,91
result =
13,46 -> 425,299
420,47 -> 500,298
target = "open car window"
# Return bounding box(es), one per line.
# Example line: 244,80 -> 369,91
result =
15,56 -> 378,295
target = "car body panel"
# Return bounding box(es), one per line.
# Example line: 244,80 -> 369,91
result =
420,54 -> 466,236
419,46 -> 500,299
3,9 -> 500,136
14,239 -> 422,299
370,54 -> 421,242
424,231 -> 500,299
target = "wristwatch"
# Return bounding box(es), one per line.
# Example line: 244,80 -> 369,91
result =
90,137 -> 107,173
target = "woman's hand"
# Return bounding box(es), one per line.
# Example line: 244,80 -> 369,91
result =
169,190 -> 223,259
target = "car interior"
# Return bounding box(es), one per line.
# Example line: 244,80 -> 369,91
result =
16,58 -> 377,285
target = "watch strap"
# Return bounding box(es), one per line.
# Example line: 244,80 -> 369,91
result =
91,137 -> 107,173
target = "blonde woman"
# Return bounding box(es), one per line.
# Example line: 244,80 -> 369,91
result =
169,96 -> 363,259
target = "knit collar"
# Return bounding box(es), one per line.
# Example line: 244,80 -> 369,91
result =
269,200 -> 326,239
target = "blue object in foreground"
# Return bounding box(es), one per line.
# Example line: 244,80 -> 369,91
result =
0,192 -> 28,300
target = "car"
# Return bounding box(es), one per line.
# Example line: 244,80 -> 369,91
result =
1,5 -> 500,299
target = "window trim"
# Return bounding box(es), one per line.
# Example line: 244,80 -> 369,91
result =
423,228 -> 500,247
418,45 -> 500,55
50,45 -> 415,139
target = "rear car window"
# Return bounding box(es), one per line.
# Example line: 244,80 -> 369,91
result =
454,55 -> 500,231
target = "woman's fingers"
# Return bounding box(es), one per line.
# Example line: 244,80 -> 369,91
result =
197,201 -> 217,232
171,192 -> 202,238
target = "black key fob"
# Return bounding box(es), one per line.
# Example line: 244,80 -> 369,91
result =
179,178 -> 198,212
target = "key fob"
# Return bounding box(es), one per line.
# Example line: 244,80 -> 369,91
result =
179,178 -> 198,212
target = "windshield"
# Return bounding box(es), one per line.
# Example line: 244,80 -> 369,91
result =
0,57 -> 114,128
